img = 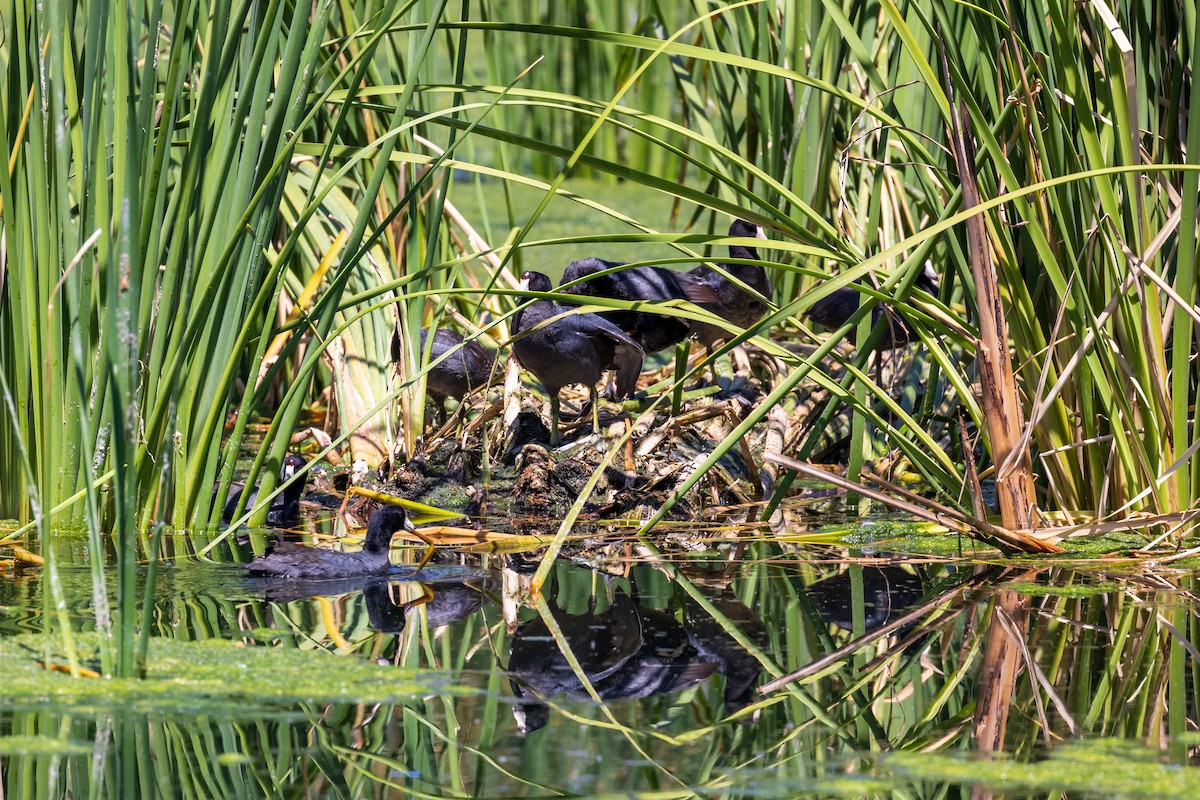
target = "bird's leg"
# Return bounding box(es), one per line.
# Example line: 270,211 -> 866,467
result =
707,344 -> 720,384
549,393 -> 561,447
407,583 -> 436,609
412,528 -> 437,571
591,383 -> 601,437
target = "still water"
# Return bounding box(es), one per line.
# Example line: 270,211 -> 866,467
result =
1,511 -> 1198,799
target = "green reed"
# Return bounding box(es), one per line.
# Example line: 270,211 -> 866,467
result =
457,0 -> 1200,537
4,0 -> 1200,687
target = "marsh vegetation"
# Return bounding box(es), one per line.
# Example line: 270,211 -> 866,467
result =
3,0 -> 1200,796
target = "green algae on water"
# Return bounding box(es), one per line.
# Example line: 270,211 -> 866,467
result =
1006,580 -> 1120,598
0,633 -> 459,711
885,739 -> 1200,798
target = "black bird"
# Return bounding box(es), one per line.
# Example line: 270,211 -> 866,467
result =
805,264 -> 939,350
508,588 -> 644,734
508,583 -> 721,734
222,454 -> 308,526
684,591 -> 768,721
688,219 -> 772,352
391,328 -> 495,414
511,271 -> 645,446
559,257 -> 720,355
245,505 -> 415,579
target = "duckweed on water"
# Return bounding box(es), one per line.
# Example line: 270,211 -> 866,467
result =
829,519 -> 990,557
0,633 -> 454,710
1006,580 -> 1121,598
826,519 -> 929,544
1055,531 -> 1156,556
885,739 -> 1200,798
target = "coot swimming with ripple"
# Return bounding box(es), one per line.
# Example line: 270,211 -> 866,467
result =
511,271 -> 645,446
559,257 -> 720,355
245,505 -> 415,579
688,219 -> 772,352
222,454 -> 308,526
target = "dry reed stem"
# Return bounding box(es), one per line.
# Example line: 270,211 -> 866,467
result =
940,37 -> 1038,534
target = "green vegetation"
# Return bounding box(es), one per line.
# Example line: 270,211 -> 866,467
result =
0,633 -> 449,706
5,0 -> 1194,546
3,0 -> 1200,795
0,557 -> 1190,797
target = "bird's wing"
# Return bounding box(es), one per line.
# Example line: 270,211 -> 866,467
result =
672,270 -> 722,304
576,315 -> 645,398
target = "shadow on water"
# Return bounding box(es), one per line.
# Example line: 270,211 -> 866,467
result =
3,517 -> 1200,798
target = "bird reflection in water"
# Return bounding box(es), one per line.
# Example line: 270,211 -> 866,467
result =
258,577 -> 489,639
507,572 -> 767,735
362,580 -> 490,636
804,565 -> 924,634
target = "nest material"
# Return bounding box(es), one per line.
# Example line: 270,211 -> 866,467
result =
381,341 -> 955,533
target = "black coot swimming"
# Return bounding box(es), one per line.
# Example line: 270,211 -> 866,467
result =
511,271 -> 645,445
688,219 -> 772,352
222,454 -> 308,526
391,328 -> 495,413
245,505 -> 414,579
805,264 -> 939,350
559,257 -> 719,355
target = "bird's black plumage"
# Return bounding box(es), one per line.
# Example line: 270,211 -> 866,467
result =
222,454 -> 308,526
688,219 -> 773,350
806,264 -> 939,350
245,505 -> 414,579
559,258 -> 719,355
391,328 -> 495,407
511,271 -> 645,445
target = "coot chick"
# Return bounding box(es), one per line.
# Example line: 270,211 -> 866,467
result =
245,505 -> 415,579
222,454 -> 308,526
688,219 -> 772,351
391,328 -> 495,412
511,271 -> 645,446
559,257 -> 719,355
806,264 -> 939,350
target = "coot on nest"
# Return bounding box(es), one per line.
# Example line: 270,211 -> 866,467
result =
805,264 -> 939,350
688,219 -> 772,352
559,257 -> 719,355
511,271 -> 645,445
245,505 -> 415,579
391,328 -> 495,413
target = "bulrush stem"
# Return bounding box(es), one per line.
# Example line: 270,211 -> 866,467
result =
942,40 -> 1037,534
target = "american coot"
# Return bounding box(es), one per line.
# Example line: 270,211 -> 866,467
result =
559,258 -> 720,355
391,328 -> 495,412
806,264 -> 939,350
805,565 -> 924,633
683,591 -> 768,721
222,454 -> 308,526
245,505 -> 415,579
511,271 -> 645,446
688,219 -> 772,351
508,582 -> 735,734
